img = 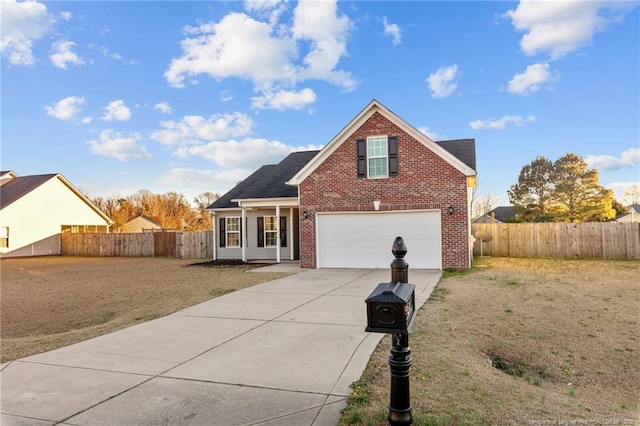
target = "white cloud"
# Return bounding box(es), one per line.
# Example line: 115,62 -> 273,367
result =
292,0 -> 354,88
88,129 -> 152,161
504,1 -> 636,60
150,112 -> 254,146
507,62 -> 557,95
60,11 -> 72,21
417,126 -> 439,141
50,40 -> 84,69
44,96 -> 85,120
165,13 -> 296,88
251,88 -> 317,110
0,0 -> 54,65
165,0 -> 355,109
426,65 -> 459,98
383,17 -> 401,45
157,167 -> 251,195
174,138 -> 295,169
101,100 -> 131,121
585,148 -> 640,172
154,102 -> 172,115
469,115 -> 536,130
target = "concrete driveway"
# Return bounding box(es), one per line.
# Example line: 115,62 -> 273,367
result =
1,266 -> 440,426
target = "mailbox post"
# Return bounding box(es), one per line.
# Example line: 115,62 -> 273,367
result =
365,236 -> 414,426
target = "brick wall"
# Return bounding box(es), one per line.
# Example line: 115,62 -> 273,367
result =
299,111 -> 471,269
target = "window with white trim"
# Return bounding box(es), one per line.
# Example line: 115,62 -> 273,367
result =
367,136 -> 388,178
0,226 -> 8,248
226,217 -> 240,247
264,216 -> 278,247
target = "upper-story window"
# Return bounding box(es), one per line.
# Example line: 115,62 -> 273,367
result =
367,136 -> 389,178
357,136 -> 398,179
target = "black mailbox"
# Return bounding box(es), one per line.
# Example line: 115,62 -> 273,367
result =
365,281 -> 416,334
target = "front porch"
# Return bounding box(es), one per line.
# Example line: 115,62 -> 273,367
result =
212,201 -> 301,264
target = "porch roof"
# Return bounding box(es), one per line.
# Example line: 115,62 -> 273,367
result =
207,150 -> 319,210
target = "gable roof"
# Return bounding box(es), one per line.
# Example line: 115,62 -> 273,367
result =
0,174 -> 58,209
0,173 -> 114,224
288,99 -> 476,186
207,150 -> 320,209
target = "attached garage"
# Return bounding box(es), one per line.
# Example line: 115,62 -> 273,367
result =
316,210 -> 442,269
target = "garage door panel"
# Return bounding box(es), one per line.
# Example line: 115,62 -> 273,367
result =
317,211 -> 441,269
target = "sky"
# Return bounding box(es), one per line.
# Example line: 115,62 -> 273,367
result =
2,0 -> 639,208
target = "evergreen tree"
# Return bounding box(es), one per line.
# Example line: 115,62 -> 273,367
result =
551,153 -> 615,222
507,156 -> 554,221
508,153 -> 616,222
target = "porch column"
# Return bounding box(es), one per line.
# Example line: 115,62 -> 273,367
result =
289,207 -> 294,260
241,207 -> 247,262
211,212 -> 216,260
276,205 -> 281,263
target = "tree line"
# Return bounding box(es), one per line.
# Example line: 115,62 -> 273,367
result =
507,153 -> 632,222
90,190 -> 220,232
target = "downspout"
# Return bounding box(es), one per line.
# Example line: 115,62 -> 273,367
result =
289,206 -> 294,260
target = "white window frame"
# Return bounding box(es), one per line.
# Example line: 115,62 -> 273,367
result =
226,217 -> 241,247
264,216 -> 278,247
367,135 -> 389,178
0,226 -> 8,248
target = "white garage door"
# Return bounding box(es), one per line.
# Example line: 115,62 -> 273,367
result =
316,211 -> 442,269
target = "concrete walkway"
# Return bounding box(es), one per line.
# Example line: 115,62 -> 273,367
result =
1,266 -> 441,426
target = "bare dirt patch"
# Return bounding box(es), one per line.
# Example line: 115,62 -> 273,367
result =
1,256 -> 289,362
341,258 -> 640,425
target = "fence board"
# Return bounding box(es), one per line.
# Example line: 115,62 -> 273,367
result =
472,222 -> 640,260
60,231 -> 213,259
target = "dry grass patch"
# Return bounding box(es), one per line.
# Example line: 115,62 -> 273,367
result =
340,257 -> 640,425
1,256 -> 289,362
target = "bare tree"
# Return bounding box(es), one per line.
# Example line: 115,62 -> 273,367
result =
622,183 -> 640,206
472,192 -> 499,220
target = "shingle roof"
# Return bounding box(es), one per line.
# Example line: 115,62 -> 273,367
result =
486,206 -> 517,222
435,139 -> 476,170
0,174 -> 57,210
207,150 -> 320,209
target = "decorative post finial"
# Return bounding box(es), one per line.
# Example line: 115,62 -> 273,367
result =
391,236 -> 408,284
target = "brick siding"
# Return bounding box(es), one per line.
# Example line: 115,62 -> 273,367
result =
299,112 -> 470,269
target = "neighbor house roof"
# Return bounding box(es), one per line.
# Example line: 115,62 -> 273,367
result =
474,206 -> 518,223
0,172 -> 114,224
0,173 -> 58,209
207,150 -> 320,209
288,99 -> 476,186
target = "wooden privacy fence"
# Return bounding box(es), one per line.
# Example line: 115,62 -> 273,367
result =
60,231 -> 214,259
472,222 -> 640,260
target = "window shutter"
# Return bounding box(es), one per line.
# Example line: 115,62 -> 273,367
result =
280,217 -> 287,248
240,218 -> 244,248
257,217 -> 264,248
219,218 -> 226,248
357,139 -> 366,178
388,136 -> 398,176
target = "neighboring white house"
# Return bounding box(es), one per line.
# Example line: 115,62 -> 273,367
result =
616,205 -> 640,223
0,171 -> 113,257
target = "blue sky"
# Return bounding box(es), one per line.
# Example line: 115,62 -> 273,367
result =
2,0 -> 639,207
